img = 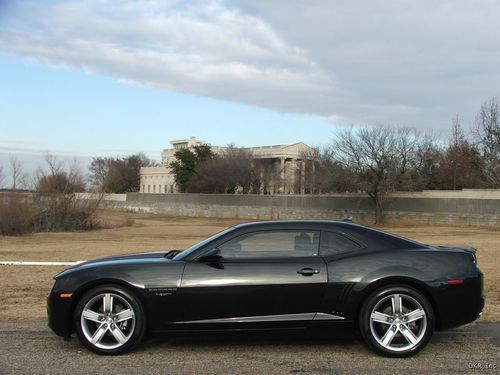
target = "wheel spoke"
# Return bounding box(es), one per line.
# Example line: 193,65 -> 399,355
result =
404,308 -> 425,323
391,294 -> 402,315
110,326 -> 128,345
114,309 -> 134,323
81,292 -> 136,350
91,323 -> 108,344
370,292 -> 428,352
82,309 -> 103,323
103,294 -> 113,314
400,325 -> 418,345
371,311 -> 391,324
381,327 -> 397,346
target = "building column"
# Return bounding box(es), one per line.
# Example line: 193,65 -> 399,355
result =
259,166 -> 265,194
290,159 -> 297,194
300,160 -> 306,195
279,157 -> 286,194
269,161 -> 275,195
310,159 -> 315,194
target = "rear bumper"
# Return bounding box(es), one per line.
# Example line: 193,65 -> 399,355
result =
434,271 -> 484,330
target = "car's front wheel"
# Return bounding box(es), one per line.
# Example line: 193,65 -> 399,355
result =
359,285 -> 434,357
73,284 -> 146,355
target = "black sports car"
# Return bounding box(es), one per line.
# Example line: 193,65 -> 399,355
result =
47,220 -> 484,357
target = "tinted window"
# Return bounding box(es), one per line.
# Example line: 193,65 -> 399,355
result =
320,231 -> 362,256
219,230 -> 320,258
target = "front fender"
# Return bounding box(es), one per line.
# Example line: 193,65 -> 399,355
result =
48,261 -> 185,337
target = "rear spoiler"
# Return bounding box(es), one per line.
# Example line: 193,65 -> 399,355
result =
436,245 -> 477,264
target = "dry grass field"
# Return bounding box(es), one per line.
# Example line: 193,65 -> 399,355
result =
0,211 -> 498,323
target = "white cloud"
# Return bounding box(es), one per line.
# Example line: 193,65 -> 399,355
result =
1,0 -> 500,131
0,0 -> 335,115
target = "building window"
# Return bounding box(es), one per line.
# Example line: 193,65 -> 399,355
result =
153,185 -> 156,193
142,185 -> 145,192
148,185 -> 150,193
164,185 -> 168,194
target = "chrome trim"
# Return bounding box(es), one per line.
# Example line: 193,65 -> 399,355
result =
313,312 -> 345,321
173,313 -> 316,324
173,312 -> 346,324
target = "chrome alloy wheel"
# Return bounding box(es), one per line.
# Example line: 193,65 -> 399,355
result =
80,293 -> 136,350
369,293 -> 427,352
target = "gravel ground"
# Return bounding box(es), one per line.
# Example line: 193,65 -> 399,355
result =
0,321 -> 497,374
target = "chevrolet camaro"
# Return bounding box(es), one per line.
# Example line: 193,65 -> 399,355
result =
47,220 -> 484,357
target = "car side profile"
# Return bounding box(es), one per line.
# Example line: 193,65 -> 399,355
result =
47,220 -> 484,357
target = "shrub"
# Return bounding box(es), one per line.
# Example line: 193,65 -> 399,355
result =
0,193 -> 38,235
0,192 -> 101,235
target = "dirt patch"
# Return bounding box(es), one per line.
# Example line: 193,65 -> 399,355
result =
0,211 -> 497,322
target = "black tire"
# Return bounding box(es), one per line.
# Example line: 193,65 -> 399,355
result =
73,284 -> 146,355
359,284 -> 434,357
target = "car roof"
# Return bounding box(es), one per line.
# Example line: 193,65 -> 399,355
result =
176,219 -> 428,261
231,219 -> 360,230
229,220 -> 428,250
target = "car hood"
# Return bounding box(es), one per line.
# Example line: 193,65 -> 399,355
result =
56,251 -> 174,277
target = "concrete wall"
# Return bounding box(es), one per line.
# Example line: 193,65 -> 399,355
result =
96,191 -> 500,227
75,193 -> 127,201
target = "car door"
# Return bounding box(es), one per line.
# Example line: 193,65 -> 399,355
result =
178,229 -> 328,327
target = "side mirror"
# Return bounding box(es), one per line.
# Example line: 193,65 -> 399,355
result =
199,248 -> 223,263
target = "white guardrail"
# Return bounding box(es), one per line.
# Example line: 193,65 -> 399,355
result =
0,261 -> 85,266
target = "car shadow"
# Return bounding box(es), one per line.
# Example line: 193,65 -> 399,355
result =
142,326 -> 361,350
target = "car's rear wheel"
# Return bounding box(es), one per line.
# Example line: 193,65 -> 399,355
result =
73,285 -> 146,355
359,285 -> 434,357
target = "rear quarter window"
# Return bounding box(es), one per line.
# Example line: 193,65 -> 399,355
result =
320,231 -> 362,256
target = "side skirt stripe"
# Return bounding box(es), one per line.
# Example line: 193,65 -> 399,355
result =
173,312 -> 345,324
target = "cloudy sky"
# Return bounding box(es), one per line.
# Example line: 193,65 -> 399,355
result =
1,0 -> 499,183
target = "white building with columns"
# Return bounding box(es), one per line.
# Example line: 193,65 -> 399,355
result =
140,137 -> 316,194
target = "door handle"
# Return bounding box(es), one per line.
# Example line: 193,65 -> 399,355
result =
297,267 -> 320,276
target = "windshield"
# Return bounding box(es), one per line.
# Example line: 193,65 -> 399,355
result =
172,227 -> 234,260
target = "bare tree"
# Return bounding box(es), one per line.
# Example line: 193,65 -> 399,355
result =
89,157 -> 112,191
301,146 -> 357,194
36,156 -> 86,195
89,154 -> 155,193
473,97 -> 500,187
9,156 -> 27,190
450,117 -> 463,190
44,153 -> 64,176
433,118 -> 483,190
413,133 -> 442,190
332,126 -> 428,224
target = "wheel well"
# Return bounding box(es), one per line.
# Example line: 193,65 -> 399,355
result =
69,279 -> 147,332
354,277 -> 441,329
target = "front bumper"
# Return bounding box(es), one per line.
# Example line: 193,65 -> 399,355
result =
47,290 -> 74,338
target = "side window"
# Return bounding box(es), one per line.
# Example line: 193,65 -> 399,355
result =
320,231 -> 362,256
218,230 -> 320,259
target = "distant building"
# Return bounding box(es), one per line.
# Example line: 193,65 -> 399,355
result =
140,137 -> 316,194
